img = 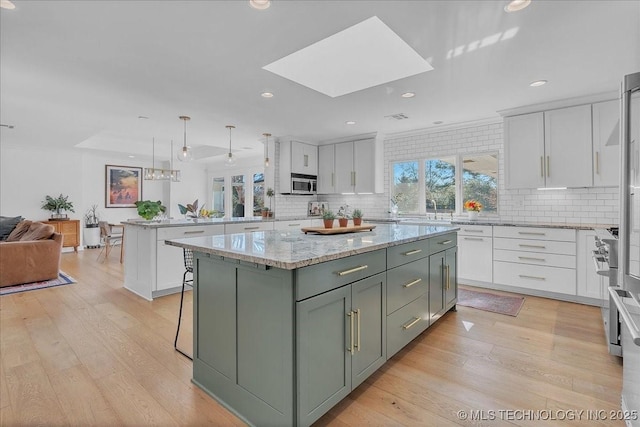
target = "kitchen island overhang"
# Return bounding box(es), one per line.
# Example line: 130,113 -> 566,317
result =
167,224 -> 459,427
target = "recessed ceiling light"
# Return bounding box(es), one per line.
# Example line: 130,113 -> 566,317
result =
529,80 -> 547,87
504,0 -> 531,12
261,92 -> 274,98
345,121 -> 356,125
401,92 -> 415,98
433,121 -> 443,125
0,0 -> 16,10
128,155 -> 135,158
249,0 -> 270,10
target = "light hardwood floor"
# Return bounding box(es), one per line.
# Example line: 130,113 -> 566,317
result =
0,250 -> 624,426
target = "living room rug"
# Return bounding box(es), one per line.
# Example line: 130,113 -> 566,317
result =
457,288 -> 525,317
0,271 -> 76,296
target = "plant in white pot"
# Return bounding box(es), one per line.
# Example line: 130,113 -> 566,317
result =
83,204 -> 101,248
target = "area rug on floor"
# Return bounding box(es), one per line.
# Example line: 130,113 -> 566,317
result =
0,271 -> 76,296
457,288 -> 524,316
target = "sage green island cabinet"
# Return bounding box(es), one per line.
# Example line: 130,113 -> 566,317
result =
429,236 -> 458,323
167,224 -> 458,427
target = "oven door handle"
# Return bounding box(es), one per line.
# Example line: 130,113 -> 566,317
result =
592,251 -> 611,277
609,287 -> 640,346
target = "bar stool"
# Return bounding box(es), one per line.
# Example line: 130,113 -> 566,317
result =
174,248 -> 194,360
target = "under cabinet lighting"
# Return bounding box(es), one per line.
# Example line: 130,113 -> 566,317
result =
537,187 -> 567,190
345,121 -> 356,125
261,92 -> 274,98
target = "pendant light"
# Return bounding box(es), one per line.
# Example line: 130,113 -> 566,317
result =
144,137 -> 181,181
177,115 -> 193,162
225,125 -> 236,167
263,132 -> 271,167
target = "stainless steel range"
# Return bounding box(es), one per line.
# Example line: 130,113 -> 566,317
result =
594,227 -> 622,356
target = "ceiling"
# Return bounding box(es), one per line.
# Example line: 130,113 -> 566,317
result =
1,0 -> 639,163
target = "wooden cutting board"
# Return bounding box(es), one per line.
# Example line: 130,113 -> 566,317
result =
301,224 -> 376,235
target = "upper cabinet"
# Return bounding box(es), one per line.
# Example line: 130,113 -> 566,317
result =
592,99 -> 621,187
505,104 -> 594,189
279,139 -> 318,193
318,134 -> 384,194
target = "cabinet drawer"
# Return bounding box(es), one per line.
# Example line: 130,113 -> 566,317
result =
386,294 -> 429,358
494,249 -> 575,269
430,232 -> 457,253
493,226 -> 575,242
457,225 -> 493,237
493,261 -> 576,295
225,222 -> 273,234
273,220 -> 312,231
157,224 -> 225,241
387,239 -> 430,269
493,237 -> 576,256
386,259 -> 429,315
296,249 -> 386,301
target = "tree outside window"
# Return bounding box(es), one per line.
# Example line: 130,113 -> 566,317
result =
253,173 -> 265,216
425,157 -> 456,214
462,153 -> 498,213
392,161 -> 419,213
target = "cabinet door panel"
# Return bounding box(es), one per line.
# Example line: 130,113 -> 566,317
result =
297,286 -> 351,426
353,139 -> 375,194
429,252 -> 445,321
351,273 -> 386,388
156,242 -> 185,291
318,144 -> 335,194
458,236 -> 492,283
544,104 -> 593,187
445,247 -> 457,306
504,112 -> 545,189
334,142 -> 354,193
592,100 -> 620,187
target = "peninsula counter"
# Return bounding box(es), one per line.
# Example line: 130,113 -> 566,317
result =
167,224 -> 459,426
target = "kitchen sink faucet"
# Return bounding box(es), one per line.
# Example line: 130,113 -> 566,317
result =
430,199 -> 437,219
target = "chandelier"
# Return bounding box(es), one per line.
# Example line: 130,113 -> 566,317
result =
144,138 -> 181,181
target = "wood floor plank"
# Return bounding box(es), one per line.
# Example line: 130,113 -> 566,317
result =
0,251 -> 624,426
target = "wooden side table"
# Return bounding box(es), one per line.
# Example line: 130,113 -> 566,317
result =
43,219 -> 80,252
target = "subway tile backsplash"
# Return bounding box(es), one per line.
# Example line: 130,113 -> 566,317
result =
277,121 -> 620,225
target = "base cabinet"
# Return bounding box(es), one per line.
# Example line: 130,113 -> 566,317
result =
297,273 -> 386,426
429,247 -> 457,323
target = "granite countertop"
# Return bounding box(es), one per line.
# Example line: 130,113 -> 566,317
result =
122,215 -> 317,228
166,223 -> 459,270
450,219 -> 617,230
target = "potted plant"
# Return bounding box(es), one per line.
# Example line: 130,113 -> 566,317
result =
41,194 -> 75,219
463,199 -> 483,220
336,206 -> 349,227
178,199 -> 199,218
266,187 -> 275,218
322,210 -> 336,229
135,200 -> 166,221
352,208 -> 363,226
82,204 -> 101,248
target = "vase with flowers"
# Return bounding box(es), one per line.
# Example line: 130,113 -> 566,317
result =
464,199 -> 482,220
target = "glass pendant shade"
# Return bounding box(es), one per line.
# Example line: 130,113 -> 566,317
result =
263,132 -> 271,167
224,125 -> 236,167
177,116 -> 193,162
144,138 -> 181,182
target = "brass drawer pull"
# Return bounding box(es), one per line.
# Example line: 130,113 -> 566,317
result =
184,230 -> 205,235
347,311 -> 355,355
337,265 -> 368,276
519,274 -> 546,280
356,309 -> 361,352
402,317 -> 421,330
403,278 -> 422,288
404,249 -> 422,256
288,223 -> 301,227
518,244 -> 546,249
438,240 -> 453,245
244,226 -> 260,230
518,256 -> 546,262
518,231 -> 545,236
463,229 -> 484,233
464,237 -> 483,241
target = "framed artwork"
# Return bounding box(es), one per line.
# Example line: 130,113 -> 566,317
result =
105,165 -> 142,208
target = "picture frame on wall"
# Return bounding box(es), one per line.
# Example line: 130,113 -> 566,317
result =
105,165 -> 142,208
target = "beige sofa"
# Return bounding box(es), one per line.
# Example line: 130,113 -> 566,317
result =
0,221 -> 63,287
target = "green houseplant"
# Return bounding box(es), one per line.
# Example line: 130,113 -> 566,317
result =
262,188 -> 275,218
41,194 -> 75,219
135,200 -> 166,220
322,210 -> 336,229
352,208 -> 363,226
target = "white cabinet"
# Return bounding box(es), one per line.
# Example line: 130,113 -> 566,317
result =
505,105 -> 593,189
592,100 -> 620,187
493,226 -> 577,295
278,139 -> 318,193
457,225 -> 493,283
334,138 -> 379,194
317,144 -> 335,194
576,230 -> 606,303
273,219 -> 313,231
225,221 -> 273,234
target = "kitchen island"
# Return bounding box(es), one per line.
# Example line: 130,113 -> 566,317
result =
167,223 -> 458,427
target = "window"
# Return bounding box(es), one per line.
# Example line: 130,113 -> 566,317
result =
232,175 -> 245,218
253,173 -> 264,217
392,161 -> 419,213
212,177 -> 225,217
391,151 -> 498,216
425,157 -> 456,214
462,153 -> 498,214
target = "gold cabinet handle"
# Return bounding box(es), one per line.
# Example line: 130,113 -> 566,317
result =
518,244 -> 546,249
540,156 -> 544,177
595,151 -> 600,175
347,311 -> 355,355
184,230 -> 205,235
519,274 -> 546,280
402,317 -> 421,330
518,256 -> 546,262
546,156 -> 550,177
337,265 -> 368,276
446,265 -> 450,290
287,223 -> 301,227
304,154 -> 309,167
356,308 -> 361,352
518,231 -> 545,236
438,240 -> 452,245
331,172 -> 334,187
463,237 -> 484,241
244,226 -> 260,230
403,278 -> 422,288
404,249 -> 422,256
463,229 -> 484,233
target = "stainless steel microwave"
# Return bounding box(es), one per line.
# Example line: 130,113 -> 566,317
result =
291,173 -> 317,195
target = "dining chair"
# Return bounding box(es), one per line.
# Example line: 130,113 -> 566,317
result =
97,221 -> 123,262
174,248 -> 194,360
